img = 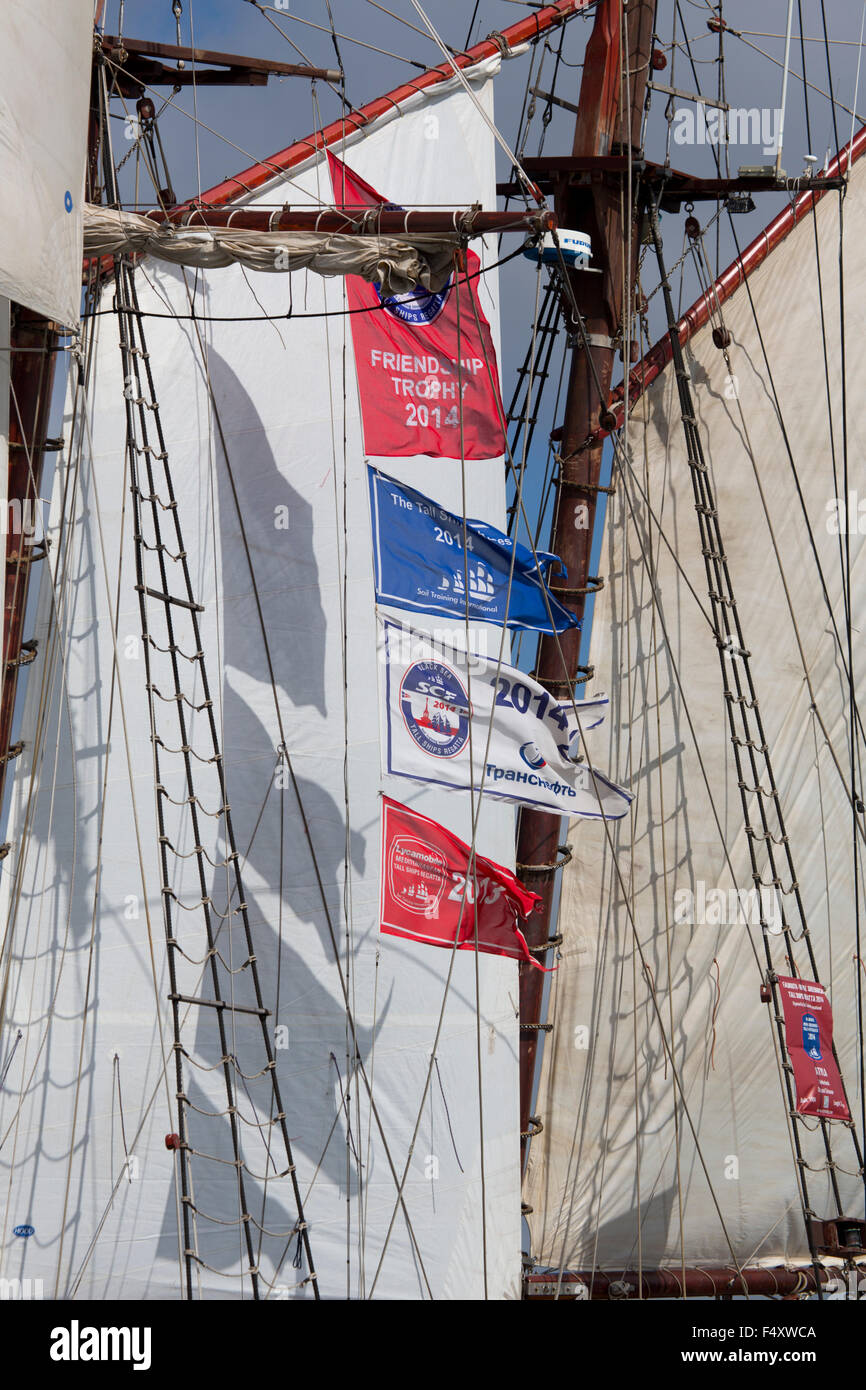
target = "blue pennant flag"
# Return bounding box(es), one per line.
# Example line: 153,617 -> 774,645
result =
368,466 -> 581,634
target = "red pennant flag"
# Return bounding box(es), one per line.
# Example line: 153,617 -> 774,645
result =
327,152 -> 506,460
379,796 -> 544,968
777,976 -> 850,1121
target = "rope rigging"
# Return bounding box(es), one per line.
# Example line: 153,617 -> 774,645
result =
647,198 -> 865,1290
113,251 -> 319,1299
656,11 -> 866,1222
7,0 -> 866,1305
96,47 -> 320,1292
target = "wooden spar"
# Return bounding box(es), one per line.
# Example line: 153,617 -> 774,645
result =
171,1 -> 598,215
99,35 -> 342,91
85,6 -> 584,271
501,155 -> 846,202
142,207 -> 554,236
604,121 -> 866,431
515,0 -> 655,1153
524,1267 -> 836,1299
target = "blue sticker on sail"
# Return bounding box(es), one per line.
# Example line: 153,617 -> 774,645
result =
13,1224 -> 34,1238
369,466 -> 581,634
375,276 -> 452,326
802,1012 -> 822,1060
399,660 -> 470,759
64,190 -> 73,213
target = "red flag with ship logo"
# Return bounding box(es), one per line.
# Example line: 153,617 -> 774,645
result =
328,152 -> 505,459
379,796 -> 544,968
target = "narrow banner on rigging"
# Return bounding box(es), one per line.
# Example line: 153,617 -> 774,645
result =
377,615 -> 632,818
777,976 -> 850,1121
379,796 -> 542,966
369,466 -> 580,633
328,153 -> 505,459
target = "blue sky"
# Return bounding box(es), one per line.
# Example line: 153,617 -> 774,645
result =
9,1 -> 864,831
98,1 -> 865,512
90,3 -> 864,645
90,2 -> 866,663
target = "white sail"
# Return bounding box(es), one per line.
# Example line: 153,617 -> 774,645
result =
0,59 -> 522,1299
0,296 -> 8,669
525,160 -> 866,1272
0,2 -> 91,326
81,204 -> 460,295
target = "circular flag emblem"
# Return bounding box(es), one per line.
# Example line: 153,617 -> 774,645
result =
400,660 -> 470,759
519,740 -> 547,770
375,275 -> 452,326
388,836 -> 448,917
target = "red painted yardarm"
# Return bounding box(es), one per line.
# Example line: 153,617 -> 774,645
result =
179,1 -> 597,214
608,122 -> 866,424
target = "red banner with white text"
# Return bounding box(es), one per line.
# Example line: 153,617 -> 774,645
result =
328,152 -> 505,459
379,796 -> 543,967
777,976 -> 850,1120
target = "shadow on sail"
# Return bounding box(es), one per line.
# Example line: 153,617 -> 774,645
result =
150,350 -> 376,1282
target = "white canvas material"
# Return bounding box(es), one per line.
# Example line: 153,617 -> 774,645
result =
0,3 -> 91,325
525,157 -> 866,1270
0,62 -> 521,1301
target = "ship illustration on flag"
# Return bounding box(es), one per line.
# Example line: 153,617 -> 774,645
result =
438,560 -> 497,600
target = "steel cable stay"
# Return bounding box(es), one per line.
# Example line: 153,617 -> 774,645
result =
249,0 -> 420,75
622,40 -> 681,1297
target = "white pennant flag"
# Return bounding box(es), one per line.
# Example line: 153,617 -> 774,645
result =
377,616 -> 632,819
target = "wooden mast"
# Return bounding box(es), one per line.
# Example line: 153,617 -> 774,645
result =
516,0 -> 655,1150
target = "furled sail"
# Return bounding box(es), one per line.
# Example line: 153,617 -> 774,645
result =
0,57 -> 521,1300
524,154 -> 866,1273
82,204 -> 461,297
0,2 -> 91,326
